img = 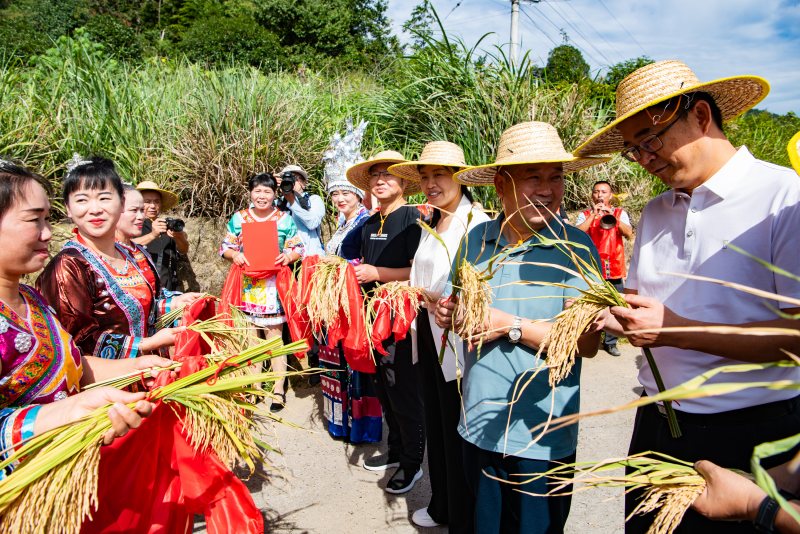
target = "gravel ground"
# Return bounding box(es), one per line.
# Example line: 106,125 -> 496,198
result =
226,344 -> 641,533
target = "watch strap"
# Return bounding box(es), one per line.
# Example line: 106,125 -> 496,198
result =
754,496 -> 779,533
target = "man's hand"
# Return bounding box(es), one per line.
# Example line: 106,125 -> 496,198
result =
354,263 -> 380,284
692,460 -> 766,522
593,202 -> 613,217
151,218 -> 168,236
610,293 -> 688,347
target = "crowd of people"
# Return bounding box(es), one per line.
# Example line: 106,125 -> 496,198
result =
1,59 -> 799,533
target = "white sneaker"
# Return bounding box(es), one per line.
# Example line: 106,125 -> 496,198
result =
411,507 -> 442,528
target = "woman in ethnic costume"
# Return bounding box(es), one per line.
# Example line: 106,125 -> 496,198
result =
37,157 -> 185,359
220,173 -> 304,411
318,175 -> 382,443
0,160 -> 169,477
115,184 -> 201,328
390,141 -> 490,531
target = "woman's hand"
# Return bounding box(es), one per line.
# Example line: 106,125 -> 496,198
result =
232,251 -> 249,267
130,355 -> 177,387
141,326 -> 186,352
172,292 -> 203,309
353,263 -> 380,284
49,387 -> 155,445
275,253 -> 291,266
435,295 -> 457,329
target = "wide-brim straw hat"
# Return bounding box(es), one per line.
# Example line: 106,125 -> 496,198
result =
136,180 -> 179,211
453,122 -> 609,186
388,141 -> 468,182
789,131 -> 800,175
574,60 -> 770,156
346,150 -> 421,195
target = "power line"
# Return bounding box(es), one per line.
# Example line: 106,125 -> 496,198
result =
561,0 -> 626,60
444,0 -> 465,20
595,0 -> 648,57
524,1 -> 606,67
519,7 -> 560,48
544,1 -> 613,66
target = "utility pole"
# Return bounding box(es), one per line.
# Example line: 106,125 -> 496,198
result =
510,0 -> 520,67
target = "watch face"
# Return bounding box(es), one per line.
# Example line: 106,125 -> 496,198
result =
508,328 -> 522,342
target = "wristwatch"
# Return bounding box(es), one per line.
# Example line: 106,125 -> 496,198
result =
754,496 -> 779,533
508,316 -> 523,344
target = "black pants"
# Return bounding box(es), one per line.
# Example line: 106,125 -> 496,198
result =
371,334 -> 425,471
602,278 -> 624,347
625,395 -> 800,533
462,439 -> 574,534
417,314 -> 471,532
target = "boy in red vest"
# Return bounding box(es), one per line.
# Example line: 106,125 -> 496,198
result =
576,180 -> 633,356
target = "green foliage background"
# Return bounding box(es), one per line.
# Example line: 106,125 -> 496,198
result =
0,1 -> 797,219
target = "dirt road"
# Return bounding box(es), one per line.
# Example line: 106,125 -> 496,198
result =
247,345 -> 641,533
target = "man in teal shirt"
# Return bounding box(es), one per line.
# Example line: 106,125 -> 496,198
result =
436,121 -> 606,533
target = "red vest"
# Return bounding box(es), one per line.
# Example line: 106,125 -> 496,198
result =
582,207 -> 626,280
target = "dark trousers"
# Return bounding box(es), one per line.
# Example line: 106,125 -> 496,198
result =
603,278 -> 624,347
371,335 -> 425,471
417,314 -> 471,533
462,439 -> 574,534
625,395 -> 800,533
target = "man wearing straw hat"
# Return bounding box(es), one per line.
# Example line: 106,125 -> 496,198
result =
346,150 -> 427,495
576,60 -> 800,532
134,181 -> 188,292
435,121 -> 607,533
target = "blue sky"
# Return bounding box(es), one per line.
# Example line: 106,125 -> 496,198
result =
386,0 -> 800,115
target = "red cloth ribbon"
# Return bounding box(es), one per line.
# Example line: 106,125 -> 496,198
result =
173,296 -> 218,356
369,288 -> 420,357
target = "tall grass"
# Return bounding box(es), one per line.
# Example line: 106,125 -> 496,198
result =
1,29 -> 794,220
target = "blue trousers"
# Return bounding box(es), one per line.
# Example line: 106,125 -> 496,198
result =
462,439 -> 575,534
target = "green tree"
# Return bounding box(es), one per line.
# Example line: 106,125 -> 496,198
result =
84,13 -> 142,59
544,44 -> 589,84
254,0 -> 400,67
178,14 -> 281,67
401,0 -> 435,52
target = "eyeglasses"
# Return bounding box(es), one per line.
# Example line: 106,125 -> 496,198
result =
620,113 -> 683,163
369,170 -> 392,180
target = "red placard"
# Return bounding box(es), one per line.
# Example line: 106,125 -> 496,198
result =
241,220 -> 280,272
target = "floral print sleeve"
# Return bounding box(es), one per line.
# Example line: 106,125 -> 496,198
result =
220,211 -> 244,257
278,213 -> 305,257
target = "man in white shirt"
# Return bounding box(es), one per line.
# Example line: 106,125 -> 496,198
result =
575,60 -> 800,533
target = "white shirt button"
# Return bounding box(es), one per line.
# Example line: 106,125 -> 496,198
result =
687,230 -> 694,237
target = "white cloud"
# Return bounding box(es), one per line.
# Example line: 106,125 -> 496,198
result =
386,0 -> 800,114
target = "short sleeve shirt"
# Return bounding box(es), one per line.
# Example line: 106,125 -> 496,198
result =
360,205 -> 422,293
453,217 -> 600,460
627,147 -> 800,413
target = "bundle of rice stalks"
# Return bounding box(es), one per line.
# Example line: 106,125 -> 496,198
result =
305,255 -> 350,334
452,261 -> 494,348
188,312 -> 253,355
0,336 -> 308,534
513,452 -> 706,534
364,282 -> 426,352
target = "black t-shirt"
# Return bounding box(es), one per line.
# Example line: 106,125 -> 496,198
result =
142,218 -> 179,291
360,205 -> 422,294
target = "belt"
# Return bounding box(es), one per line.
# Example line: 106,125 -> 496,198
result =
653,395 -> 800,426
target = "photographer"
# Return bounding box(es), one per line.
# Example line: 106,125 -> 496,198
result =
576,180 -> 633,356
277,165 -> 325,257
132,181 -> 188,292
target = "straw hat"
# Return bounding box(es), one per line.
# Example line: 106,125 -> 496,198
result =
453,122 -> 609,186
788,131 -> 800,175
346,150 -> 420,195
388,141 -> 468,182
136,180 -> 179,211
574,60 -> 770,156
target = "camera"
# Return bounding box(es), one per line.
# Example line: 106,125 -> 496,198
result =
279,171 -> 296,195
165,217 -> 185,233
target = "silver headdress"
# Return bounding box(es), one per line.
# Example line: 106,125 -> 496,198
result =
323,119 -> 368,198
65,153 -> 92,174
0,158 -> 14,171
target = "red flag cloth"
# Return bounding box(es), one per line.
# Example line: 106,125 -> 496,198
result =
173,296 -> 218,356
339,264 -> 373,373
275,264 -> 312,358
219,264 -> 277,324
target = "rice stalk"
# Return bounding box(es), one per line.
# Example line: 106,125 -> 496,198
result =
504,452 -> 706,534
304,256 -> 351,335
0,337 -> 308,533
452,261 -> 493,347
364,282 -> 426,352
